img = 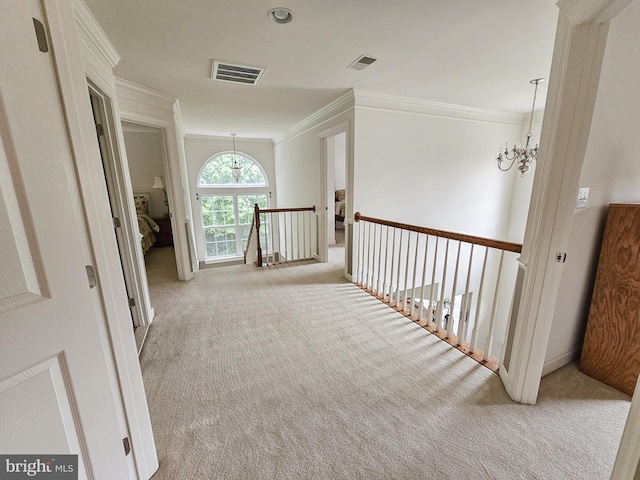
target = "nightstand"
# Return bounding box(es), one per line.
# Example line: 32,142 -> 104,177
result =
153,216 -> 173,247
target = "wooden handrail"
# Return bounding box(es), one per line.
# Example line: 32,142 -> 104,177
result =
354,212 -> 522,253
260,206 -> 316,214
249,204 -> 316,267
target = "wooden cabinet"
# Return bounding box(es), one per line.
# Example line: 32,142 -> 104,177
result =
153,216 -> 173,247
580,203 -> 640,396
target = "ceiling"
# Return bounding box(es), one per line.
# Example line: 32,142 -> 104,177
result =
83,0 -> 559,139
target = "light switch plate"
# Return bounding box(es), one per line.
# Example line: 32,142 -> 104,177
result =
576,187 -> 590,209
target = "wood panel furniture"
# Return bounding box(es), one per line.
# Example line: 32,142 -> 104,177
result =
580,203 -> 640,396
153,216 -> 173,247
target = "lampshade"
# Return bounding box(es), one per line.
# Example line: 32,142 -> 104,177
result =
152,176 -> 165,189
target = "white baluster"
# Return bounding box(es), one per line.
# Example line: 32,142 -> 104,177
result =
470,247 -> 489,353
436,239 -> 450,332
402,231 -> 412,312
409,233 -> 421,318
377,224 -> 384,296
457,244 -> 475,346
484,250 -> 505,362
371,223 -> 378,294
357,219 -> 363,285
447,241 -> 462,339
366,222 -> 373,290
283,212 -> 288,262
417,235 -> 430,326
389,228 -> 397,304
394,230 -> 403,306
428,238 -> 439,329
383,226 -> 390,300
302,210 -> 307,260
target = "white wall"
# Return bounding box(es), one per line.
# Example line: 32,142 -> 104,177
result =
352,107 -> 524,239
122,123 -> 168,218
275,113 -> 353,210
184,135 -> 275,261
543,0 -> 640,375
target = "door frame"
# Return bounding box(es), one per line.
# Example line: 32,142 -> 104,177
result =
51,0 -> 159,477
318,121 -> 351,277
115,78 -> 198,281
500,0 -> 634,405
88,83 -> 153,330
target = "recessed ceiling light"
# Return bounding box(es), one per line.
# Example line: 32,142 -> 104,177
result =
267,7 -> 294,24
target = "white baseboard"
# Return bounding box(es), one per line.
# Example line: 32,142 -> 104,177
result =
542,349 -> 580,377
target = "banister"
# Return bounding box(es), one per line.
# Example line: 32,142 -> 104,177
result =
260,206 -> 316,214
246,204 -> 317,267
354,212 -> 522,254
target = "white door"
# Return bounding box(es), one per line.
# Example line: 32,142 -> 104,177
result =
0,1 -> 132,478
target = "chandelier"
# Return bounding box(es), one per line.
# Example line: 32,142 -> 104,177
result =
230,133 -> 241,182
497,78 -> 544,176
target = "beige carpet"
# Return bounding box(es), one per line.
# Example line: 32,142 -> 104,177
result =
141,245 -> 630,480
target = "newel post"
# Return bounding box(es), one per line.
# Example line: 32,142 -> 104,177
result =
254,203 -> 263,267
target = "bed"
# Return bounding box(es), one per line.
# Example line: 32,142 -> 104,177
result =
133,192 -> 160,255
335,189 -> 346,223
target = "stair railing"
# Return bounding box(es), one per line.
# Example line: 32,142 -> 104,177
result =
354,212 -> 522,371
245,204 -> 317,267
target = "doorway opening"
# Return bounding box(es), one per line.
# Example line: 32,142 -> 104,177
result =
120,121 -> 179,285
323,130 -> 347,267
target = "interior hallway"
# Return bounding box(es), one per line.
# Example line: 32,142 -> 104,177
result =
141,244 -> 631,479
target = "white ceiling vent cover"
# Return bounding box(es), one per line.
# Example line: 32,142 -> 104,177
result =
211,61 -> 266,85
348,55 -> 378,71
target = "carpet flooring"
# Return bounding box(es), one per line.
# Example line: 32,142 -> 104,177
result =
141,245 -> 631,480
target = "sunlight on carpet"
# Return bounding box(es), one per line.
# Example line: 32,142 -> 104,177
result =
141,245 -> 630,480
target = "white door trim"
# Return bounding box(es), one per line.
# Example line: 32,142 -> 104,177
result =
500,0 -> 633,404
318,121 -> 352,276
611,376 -> 640,479
115,78 -> 197,281
53,0 -> 159,477
88,83 -> 155,329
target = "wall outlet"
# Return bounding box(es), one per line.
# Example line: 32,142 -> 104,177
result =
576,187 -> 590,209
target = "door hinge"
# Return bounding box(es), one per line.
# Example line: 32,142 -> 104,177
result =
113,217 -> 121,228
128,298 -> 136,308
32,18 -> 49,53
123,437 -> 131,456
85,265 -> 97,289
96,124 -> 105,136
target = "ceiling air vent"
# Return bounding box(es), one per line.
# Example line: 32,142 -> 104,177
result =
211,61 -> 266,85
348,55 -> 377,71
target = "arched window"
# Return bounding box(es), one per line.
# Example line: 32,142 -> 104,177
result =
196,151 -> 270,260
198,152 -> 268,187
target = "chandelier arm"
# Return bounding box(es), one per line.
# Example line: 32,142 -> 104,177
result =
497,155 -> 518,172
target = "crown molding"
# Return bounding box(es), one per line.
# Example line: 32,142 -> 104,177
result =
274,90 -> 355,144
73,0 -> 120,68
115,77 -> 176,110
353,89 -> 527,125
559,0 -> 632,24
